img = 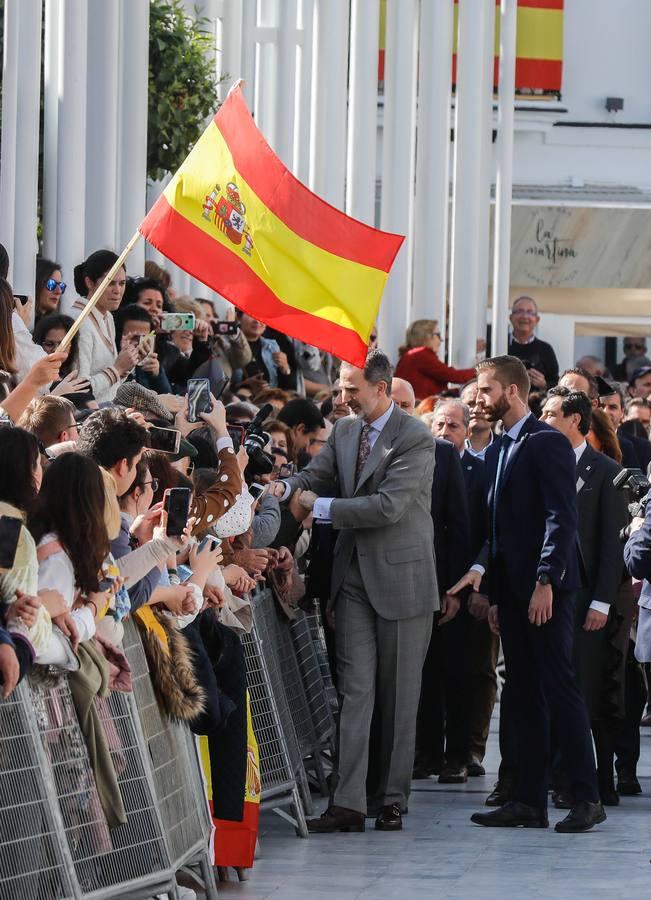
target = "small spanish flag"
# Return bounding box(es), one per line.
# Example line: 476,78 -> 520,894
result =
139,85 -> 404,367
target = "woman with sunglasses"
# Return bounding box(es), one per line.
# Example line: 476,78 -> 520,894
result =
394,318 -> 479,402
34,258 -> 66,322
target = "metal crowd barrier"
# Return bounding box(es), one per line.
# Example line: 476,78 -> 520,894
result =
0,621 -> 217,900
243,589 -> 340,837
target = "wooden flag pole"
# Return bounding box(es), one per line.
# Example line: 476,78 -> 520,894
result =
58,230 -> 143,353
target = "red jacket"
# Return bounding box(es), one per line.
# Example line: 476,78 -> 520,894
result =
394,347 -> 476,401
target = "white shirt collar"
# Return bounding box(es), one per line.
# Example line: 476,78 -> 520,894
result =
366,402 -> 394,434
574,440 -> 588,463
510,332 -> 536,346
504,412 -> 531,441
465,431 -> 494,456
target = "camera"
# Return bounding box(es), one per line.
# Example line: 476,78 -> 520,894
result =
614,467 -> 651,540
243,403 -> 275,479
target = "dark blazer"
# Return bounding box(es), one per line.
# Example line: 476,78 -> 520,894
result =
575,445 -> 627,612
460,452 -> 488,559
620,430 -> 651,474
431,438 -> 470,590
618,432 -> 640,470
478,414 -> 582,603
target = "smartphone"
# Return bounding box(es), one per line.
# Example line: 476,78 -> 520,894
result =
0,516 -> 22,569
227,424 -> 245,450
198,535 -> 223,552
160,312 -> 196,332
177,564 -> 193,583
138,330 -> 156,347
249,483 -> 266,501
163,487 -> 192,537
148,425 -> 181,455
279,462 -> 294,478
213,321 -> 239,336
13,294 -> 29,306
187,377 -> 213,423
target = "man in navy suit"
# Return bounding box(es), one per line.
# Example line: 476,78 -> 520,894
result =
449,355 -> 605,833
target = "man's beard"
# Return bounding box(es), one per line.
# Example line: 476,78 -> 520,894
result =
482,392 -> 510,423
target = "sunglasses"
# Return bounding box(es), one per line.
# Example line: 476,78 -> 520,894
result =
625,343 -> 645,351
41,339 -> 62,352
44,278 -> 66,294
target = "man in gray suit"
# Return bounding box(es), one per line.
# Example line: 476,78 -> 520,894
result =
274,350 -> 438,832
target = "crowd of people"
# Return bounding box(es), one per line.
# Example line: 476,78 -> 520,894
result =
2,245 -> 651,887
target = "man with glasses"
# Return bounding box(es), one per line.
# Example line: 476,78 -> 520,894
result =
507,296 -> 559,390
614,336 -> 651,383
17,396 -> 79,450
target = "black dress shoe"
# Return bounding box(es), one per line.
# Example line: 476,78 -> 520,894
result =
471,800 -> 548,829
375,804 -> 402,831
438,763 -> 468,784
551,790 -> 574,810
467,754 -> 486,777
485,781 -> 513,807
616,775 -> 642,795
554,800 -> 606,833
600,788 -> 620,807
366,802 -> 408,818
306,805 -> 365,833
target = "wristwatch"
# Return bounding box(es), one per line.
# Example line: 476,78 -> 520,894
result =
537,573 -> 551,586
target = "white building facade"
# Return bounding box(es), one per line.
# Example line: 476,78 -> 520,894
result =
1,0 -> 650,371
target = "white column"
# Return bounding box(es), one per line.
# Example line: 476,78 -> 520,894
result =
44,0 -> 87,312
293,0 -> 314,184
378,0 -> 418,364
309,0 -> 350,207
0,0 -> 42,296
144,179 -> 166,267
239,0 -> 257,106
42,0 -> 60,260
491,0 -> 517,357
346,0 -> 380,225
215,0 -> 243,100
275,0 -> 298,169
0,1 -> 19,280
411,0 -> 454,329
85,0 -> 120,255
448,0 -> 495,367
474,0 -> 496,345
116,0 -> 149,275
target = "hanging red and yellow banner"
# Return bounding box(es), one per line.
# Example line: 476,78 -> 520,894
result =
453,0 -> 563,93
379,0 -> 564,94
140,85 -> 404,367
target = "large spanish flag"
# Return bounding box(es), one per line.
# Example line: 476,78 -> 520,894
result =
139,85 -> 404,367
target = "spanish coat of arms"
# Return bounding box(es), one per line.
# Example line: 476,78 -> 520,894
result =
202,181 -> 253,256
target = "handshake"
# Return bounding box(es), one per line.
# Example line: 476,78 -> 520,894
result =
267,482 -> 319,512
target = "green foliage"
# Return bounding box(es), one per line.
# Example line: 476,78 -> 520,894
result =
148,0 -> 222,182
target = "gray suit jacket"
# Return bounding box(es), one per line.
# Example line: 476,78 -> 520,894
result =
287,406 -> 439,620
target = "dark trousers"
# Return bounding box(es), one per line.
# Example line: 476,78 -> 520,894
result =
468,619 -> 499,760
416,607 -> 472,767
497,581 -> 599,809
614,640 -> 646,777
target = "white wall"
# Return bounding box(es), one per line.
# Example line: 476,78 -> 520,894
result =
512,0 -> 651,190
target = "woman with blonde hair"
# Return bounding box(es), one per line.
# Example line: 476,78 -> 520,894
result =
394,319 -> 479,401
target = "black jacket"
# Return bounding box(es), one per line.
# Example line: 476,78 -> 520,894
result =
431,438 -> 471,592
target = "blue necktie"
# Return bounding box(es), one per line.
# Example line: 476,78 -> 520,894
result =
491,433 -> 513,557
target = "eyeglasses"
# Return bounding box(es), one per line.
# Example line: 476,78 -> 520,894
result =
625,342 -> 646,351
44,279 -> 66,294
512,309 -> 537,317
431,332 -> 441,339
140,478 -> 159,492
41,339 -> 62,352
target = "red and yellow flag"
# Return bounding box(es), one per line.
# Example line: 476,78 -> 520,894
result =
452,0 -> 564,93
139,85 -> 404,367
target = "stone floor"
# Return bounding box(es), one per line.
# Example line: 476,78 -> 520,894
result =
217,714 -> 651,900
